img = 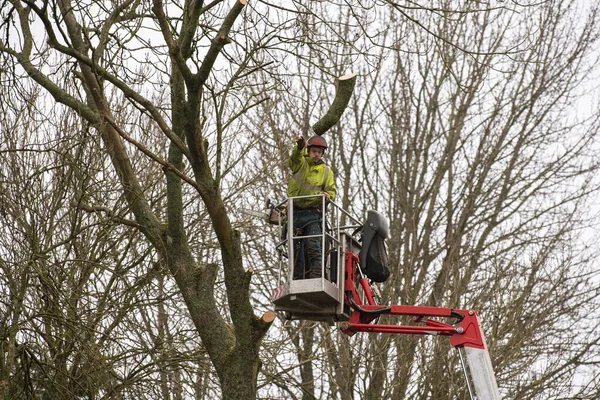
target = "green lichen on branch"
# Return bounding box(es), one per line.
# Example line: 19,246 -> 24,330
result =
312,73 -> 358,136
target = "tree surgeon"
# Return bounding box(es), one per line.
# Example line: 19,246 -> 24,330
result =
287,135 -> 337,279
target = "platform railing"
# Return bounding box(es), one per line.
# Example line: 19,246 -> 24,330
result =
273,195 -> 362,287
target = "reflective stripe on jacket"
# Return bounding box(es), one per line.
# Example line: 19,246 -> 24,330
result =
287,144 -> 337,208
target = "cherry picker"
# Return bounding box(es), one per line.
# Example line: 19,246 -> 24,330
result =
265,195 -> 501,400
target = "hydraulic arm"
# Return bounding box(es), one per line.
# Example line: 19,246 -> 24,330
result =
341,252 -> 485,347
340,251 -> 501,400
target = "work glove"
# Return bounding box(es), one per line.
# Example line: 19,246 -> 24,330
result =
296,136 -> 305,150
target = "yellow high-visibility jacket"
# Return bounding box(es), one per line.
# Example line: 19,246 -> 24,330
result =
287,144 -> 337,208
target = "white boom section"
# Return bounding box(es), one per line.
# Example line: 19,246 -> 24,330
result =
466,347 -> 501,399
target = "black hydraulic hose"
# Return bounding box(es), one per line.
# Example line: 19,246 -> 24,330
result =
346,292 -> 391,314
451,310 -> 465,323
346,292 -> 466,324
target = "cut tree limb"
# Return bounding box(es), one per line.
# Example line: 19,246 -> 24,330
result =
311,73 -> 358,136
262,311 -> 276,323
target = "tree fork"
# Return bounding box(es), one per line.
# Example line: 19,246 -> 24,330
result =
311,73 -> 358,136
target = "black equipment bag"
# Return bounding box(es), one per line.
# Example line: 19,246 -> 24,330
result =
359,210 -> 390,283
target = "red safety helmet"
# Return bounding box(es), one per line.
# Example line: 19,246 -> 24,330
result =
306,136 -> 328,150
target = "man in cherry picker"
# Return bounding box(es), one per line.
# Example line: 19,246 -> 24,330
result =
287,135 -> 337,279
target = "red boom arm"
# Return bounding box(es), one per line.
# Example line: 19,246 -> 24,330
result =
340,251 -> 488,351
